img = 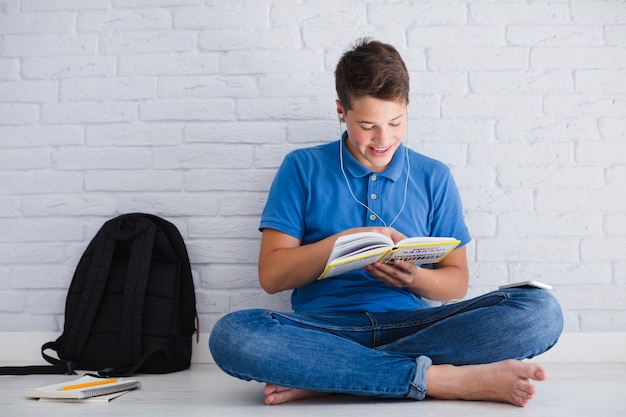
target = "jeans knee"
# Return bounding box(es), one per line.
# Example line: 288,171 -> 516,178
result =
210,311 -> 249,364
532,290 -> 563,335
544,291 -> 564,340
208,313 -> 232,367
209,309 -> 269,369
512,288 -> 564,355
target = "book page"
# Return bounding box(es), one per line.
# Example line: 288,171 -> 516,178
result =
329,232 -> 393,259
382,239 -> 460,264
396,236 -> 459,245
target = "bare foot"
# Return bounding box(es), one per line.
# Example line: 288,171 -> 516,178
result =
425,359 -> 547,407
264,384 -> 329,405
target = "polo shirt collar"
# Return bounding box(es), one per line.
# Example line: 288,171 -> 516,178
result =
340,131 -> 406,182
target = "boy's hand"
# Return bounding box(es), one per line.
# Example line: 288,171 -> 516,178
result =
364,259 -> 417,288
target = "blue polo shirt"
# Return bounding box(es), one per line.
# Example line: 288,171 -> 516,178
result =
260,134 -> 471,313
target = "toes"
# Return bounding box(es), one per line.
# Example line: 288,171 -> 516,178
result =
514,361 -> 547,381
533,367 -> 547,381
511,378 -> 537,406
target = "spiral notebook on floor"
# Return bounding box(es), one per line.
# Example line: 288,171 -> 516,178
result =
26,375 -> 141,400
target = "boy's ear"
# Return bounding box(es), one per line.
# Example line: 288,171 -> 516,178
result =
335,100 -> 345,121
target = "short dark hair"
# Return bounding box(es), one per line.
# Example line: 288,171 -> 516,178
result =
335,38 -> 410,111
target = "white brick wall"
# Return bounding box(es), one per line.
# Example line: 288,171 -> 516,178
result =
1,0 -> 625,334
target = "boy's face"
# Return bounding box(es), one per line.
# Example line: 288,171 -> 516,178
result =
338,96 -> 407,173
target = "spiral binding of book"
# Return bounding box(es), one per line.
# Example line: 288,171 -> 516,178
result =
75,380 -> 142,399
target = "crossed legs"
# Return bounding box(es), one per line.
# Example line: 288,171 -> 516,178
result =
210,289 -> 563,407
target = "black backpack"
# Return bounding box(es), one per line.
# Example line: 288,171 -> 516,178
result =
0,213 -> 197,376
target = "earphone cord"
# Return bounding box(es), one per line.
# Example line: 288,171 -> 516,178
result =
338,120 -> 411,228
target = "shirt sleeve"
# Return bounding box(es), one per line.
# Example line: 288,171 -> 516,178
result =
430,167 -> 472,247
259,151 -> 307,240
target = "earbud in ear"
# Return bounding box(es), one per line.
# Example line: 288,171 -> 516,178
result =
338,113 -> 344,123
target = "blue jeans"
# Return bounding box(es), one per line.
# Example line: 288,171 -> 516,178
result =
209,288 -> 563,400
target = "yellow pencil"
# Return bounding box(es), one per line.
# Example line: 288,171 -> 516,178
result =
58,378 -> 118,391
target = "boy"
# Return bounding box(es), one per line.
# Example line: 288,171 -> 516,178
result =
209,39 -> 563,407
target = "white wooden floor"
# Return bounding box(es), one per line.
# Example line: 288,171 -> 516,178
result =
2,363 -> 625,416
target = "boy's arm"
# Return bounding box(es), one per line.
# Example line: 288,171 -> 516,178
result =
258,228 -> 337,294
258,227 -> 405,294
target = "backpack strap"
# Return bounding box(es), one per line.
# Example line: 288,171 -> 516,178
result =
0,364 -> 67,375
96,345 -> 165,377
0,342 -> 73,375
118,218 -> 156,367
41,341 -> 77,374
61,225 -> 117,367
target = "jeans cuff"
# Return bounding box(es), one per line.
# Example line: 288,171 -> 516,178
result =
407,355 -> 432,400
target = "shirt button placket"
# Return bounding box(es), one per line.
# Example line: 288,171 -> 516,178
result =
367,173 -> 382,225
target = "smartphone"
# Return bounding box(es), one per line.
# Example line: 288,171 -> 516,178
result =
498,280 -> 553,291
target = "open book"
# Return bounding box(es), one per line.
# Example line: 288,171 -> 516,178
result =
26,375 -> 141,400
319,232 -> 460,279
